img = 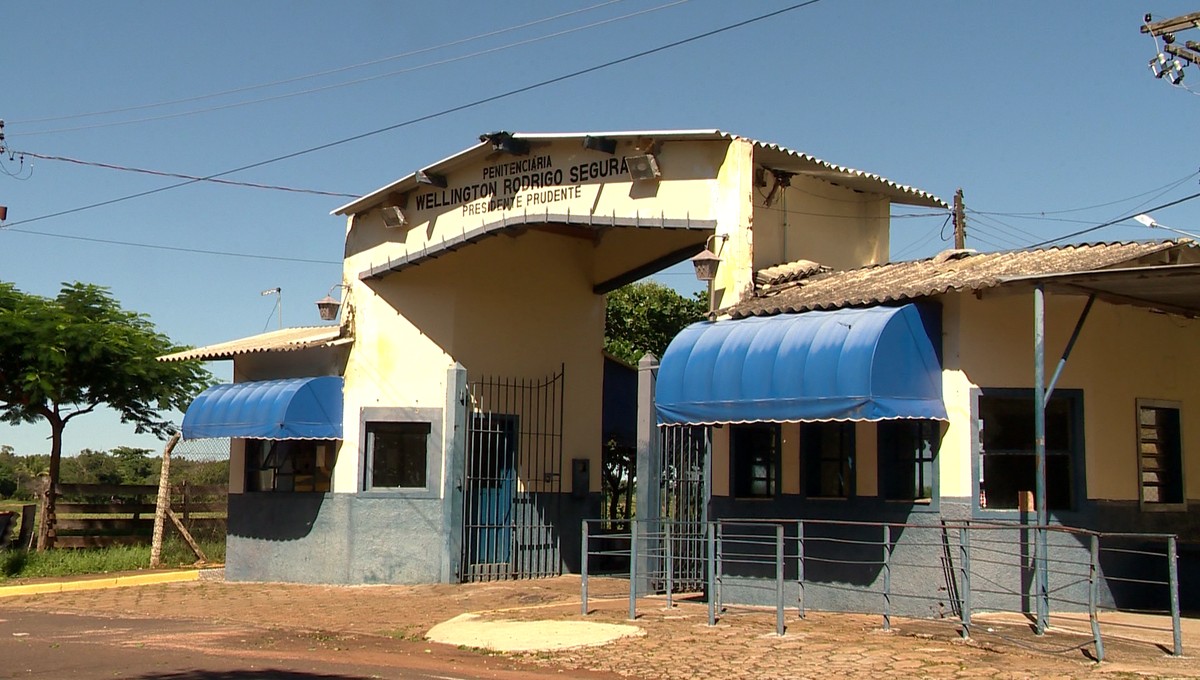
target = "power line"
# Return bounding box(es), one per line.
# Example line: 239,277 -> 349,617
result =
1,226 -> 342,265
9,0 -> 630,126
10,151 -> 359,198
970,170 -> 1200,217
1026,191 -> 1200,248
14,0 -> 692,137
1,0 -> 826,232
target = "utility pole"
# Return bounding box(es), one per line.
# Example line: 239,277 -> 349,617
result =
953,188 -> 967,250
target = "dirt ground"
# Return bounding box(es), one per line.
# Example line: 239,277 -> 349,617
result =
4,572 -> 1199,679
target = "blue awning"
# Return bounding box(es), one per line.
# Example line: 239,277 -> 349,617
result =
656,305 -> 947,425
182,376 -> 344,440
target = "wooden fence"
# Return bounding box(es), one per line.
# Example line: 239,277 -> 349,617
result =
41,481 -> 226,549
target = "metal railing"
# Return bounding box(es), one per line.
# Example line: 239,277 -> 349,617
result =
580,518 -> 1183,661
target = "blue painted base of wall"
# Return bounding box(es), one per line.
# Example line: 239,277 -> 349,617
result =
226,491 -> 601,584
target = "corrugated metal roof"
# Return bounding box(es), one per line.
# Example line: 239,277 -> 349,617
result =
159,326 -> 347,362
333,129 -> 946,215
728,240 -> 1198,319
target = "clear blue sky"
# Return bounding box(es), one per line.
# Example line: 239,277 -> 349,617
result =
3,1 -> 1199,456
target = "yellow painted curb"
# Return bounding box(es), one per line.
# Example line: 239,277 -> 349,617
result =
0,570 -> 202,598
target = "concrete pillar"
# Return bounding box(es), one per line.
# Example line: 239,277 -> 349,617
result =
635,353 -> 660,594
442,363 -> 468,583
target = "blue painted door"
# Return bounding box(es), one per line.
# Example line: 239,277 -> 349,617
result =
467,413 -> 517,572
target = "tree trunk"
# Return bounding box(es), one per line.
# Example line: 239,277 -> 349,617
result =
36,411 -> 65,551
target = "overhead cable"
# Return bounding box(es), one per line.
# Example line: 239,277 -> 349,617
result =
1,0 -> 825,232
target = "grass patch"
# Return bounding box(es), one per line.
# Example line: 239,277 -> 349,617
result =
0,536 -> 225,580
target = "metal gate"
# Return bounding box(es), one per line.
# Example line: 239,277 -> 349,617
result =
461,367 -> 564,582
659,423 -> 710,591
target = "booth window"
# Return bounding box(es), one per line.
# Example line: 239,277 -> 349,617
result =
731,424 -> 779,498
803,422 -> 855,498
365,422 -> 431,489
976,388 -> 1082,511
245,439 -> 335,492
1137,399 -> 1184,508
878,420 -> 939,503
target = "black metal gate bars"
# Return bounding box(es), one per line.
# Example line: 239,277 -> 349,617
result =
461,367 -> 565,582
659,424 -> 710,591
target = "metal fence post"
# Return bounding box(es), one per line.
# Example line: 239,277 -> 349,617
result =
629,519 -> 638,621
776,523 -> 785,636
715,521 -> 724,613
1169,535 -> 1182,657
707,520 -> 717,626
882,523 -> 892,632
797,520 -> 805,619
666,522 -> 674,609
1089,534 -> 1104,662
581,519 -> 589,616
959,526 -> 971,640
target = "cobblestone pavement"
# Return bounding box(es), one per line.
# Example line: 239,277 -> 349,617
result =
3,573 -> 1198,679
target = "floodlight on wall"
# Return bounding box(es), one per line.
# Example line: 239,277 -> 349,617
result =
583,135 -> 617,154
479,131 -> 530,156
315,284 -> 351,322
625,154 -> 661,182
381,205 -> 406,229
691,234 -> 728,282
415,170 -> 447,188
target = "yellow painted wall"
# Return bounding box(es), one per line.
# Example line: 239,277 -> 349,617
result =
709,139 -> 755,311
947,291 -> 1200,502
750,174 -> 890,273
338,226 -> 607,494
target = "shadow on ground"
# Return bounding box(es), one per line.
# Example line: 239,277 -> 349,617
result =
131,672 -> 373,680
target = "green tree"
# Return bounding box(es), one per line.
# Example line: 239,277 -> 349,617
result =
0,282 -> 211,548
601,282 -> 707,522
110,446 -> 156,485
604,282 -> 707,366
0,445 -> 17,498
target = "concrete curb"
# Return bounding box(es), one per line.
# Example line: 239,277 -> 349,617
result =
0,569 -> 202,599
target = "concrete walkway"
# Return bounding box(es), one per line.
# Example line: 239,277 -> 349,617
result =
1,572 -> 1197,679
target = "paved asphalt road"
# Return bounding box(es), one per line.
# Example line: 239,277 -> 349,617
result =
0,609 -> 612,680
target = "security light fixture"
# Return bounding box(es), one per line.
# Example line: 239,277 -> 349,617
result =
381,205 -> 406,228
625,154 -> 661,182
316,284 -> 351,322
415,170 -> 447,188
479,131 -> 530,156
583,136 -> 617,154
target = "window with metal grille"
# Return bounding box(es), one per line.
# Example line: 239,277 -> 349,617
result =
878,420 -> 939,503
730,424 -> 779,498
803,422 -> 855,498
244,439 -> 335,493
365,422 -> 430,489
1137,399 -> 1184,508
